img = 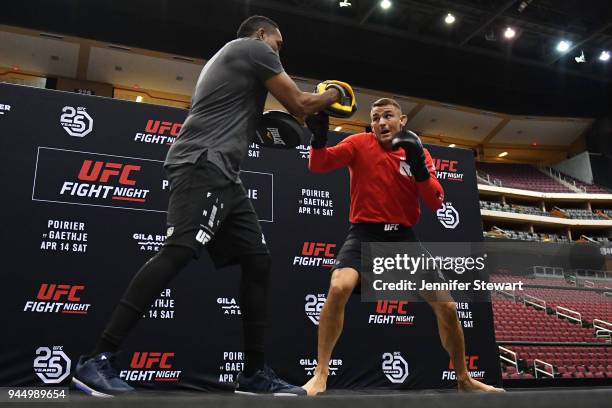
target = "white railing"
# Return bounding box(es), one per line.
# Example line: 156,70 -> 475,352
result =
593,319 -> 612,333
498,346 -> 519,372
580,235 -> 598,244
523,294 -> 546,311
477,171 -> 493,185
534,359 -> 555,378
533,265 -> 564,278
556,306 -> 582,324
497,289 -> 516,301
545,167 -> 587,193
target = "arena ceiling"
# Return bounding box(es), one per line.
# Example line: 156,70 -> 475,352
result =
2,0 -> 612,119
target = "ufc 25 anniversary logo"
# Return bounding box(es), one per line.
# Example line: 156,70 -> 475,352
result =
381,352 -> 409,384
33,346 -> 71,384
304,294 -> 326,325
436,202 -> 460,229
60,106 -> 93,137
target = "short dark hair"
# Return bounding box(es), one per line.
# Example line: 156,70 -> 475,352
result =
237,15 -> 279,38
371,98 -> 402,113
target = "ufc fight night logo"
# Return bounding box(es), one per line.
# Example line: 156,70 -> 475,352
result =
33,148 -> 168,212
24,283 -> 91,315
120,352 -> 181,382
134,119 -> 182,145
33,346 -> 71,384
432,158 -> 464,182
442,355 -> 484,380
436,202 -> 460,229
60,159 -> 149,202
305,294 -> 326,325
293,242 -> 336,268
60,106 -> 93,137
382,352 -> 409,384
368,300 -> 415,326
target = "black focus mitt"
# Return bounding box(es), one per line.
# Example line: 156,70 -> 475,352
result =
255,110 -> 304,149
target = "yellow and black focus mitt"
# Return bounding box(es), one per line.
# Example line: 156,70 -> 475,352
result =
255,110 -> 305,149
315,80 -> 357,118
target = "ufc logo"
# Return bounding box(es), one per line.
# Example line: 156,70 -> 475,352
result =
78,160 -> 140,185
449,356 -> 479,370
130,352 -> 174,369
384,224 -> 399,231
302,242 -> 336,257
433,159 -> 458,172
376,300 -> 408,315
145,120 -> 182,136
37,283 -> 84,301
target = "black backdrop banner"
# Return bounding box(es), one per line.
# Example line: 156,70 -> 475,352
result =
0,83 -> 501,390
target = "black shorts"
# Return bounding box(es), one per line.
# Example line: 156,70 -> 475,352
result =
163,155 -> 268,266
333,223 -> 446,296
333,223 -> 418,274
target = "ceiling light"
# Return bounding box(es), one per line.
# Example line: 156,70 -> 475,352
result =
498,151 -> 508,158
557,40 -> 571,53
136,96 -> 143,103
599,51 -> 610,62
339,1 -> 352,7
574,50 -> 586,63
334,126 -> 343,131
445,13 -> 456,25
504,27 -> 516,39
448,144 -> 456,148
380,0 -> 391,10
518,0 -> 533,13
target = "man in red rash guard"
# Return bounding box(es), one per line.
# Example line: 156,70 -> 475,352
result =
302,98 -> 504,395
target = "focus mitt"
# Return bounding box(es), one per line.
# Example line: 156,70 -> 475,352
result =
315,80 -> 357,118
255,110 -> 304,149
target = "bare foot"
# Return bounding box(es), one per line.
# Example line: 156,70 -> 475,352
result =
458,377 -> 505,393
302,373 -> 328,396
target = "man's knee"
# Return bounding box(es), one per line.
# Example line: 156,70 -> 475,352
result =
328,268 -> 358,300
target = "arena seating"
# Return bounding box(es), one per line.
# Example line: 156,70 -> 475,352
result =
480,201 -> 609,220
558,208 -> 607,220
476,163 -> 572,192
493,296 -> 612,380
519,288 -> 612,324
483,227 -> 569,243
556,172 -> 611,194
480,200 -> 548,216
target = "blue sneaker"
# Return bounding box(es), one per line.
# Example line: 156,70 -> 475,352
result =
71,352 -> 134,397
235,365 -> 306,396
